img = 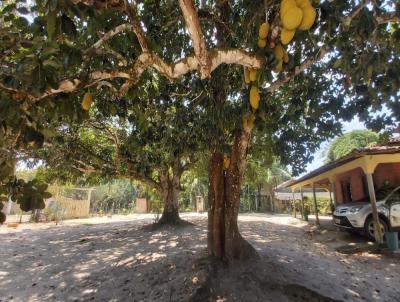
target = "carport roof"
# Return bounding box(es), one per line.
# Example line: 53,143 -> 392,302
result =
283,143 -> 400,189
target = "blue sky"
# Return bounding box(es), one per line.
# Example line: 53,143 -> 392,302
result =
301,117 -> 366,176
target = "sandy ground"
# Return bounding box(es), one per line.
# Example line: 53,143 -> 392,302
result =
0,213 -> 399,302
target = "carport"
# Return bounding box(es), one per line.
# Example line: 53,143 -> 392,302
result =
283,142 -> 400,243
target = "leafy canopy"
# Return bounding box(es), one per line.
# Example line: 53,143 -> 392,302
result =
0,0 -> 399,217
324,130 -> 380,163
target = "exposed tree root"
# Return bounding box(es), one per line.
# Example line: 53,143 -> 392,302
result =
189,256 -> 343,302
141,215 -> 194,232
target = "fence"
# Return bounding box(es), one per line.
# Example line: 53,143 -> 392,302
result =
51,196 -> 90,219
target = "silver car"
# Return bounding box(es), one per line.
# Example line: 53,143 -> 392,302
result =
333,186 -> 400,240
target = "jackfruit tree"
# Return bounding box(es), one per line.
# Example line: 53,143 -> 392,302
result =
1,0 -> 399,261
34,78 -> 204,225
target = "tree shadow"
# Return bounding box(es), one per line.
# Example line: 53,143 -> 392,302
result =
1,214 -> 399,301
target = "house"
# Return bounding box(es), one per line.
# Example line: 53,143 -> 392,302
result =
281,139 -> 400,225
271,183 -> 330,213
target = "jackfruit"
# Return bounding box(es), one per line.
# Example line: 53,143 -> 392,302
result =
244,68 -> 250,84
281,6 -> 303,30
274,60 -> 283,73
223,155 -> 230,170
248,113 -> 256,129
295,0 -> 311,9
249,86 -> 260,110
82,92 -> 93,111
257,38 -> 267,49
298,6 -> 316,30
243,113 -> 256,130
283,49 -> 289,63
281,0 -> 297,16
281,28 -> 295,44
274,43 -> 285,60
259,22 -> 270,39
249,68 -> 257,82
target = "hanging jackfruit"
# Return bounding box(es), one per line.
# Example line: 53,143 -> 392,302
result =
281,28 -> 295,44
249,86 -> 260,110
81,92 -> 93,111
258,38 -> 267,49
295,0 -> 311,9
281,0 -> 303,30
242,113 -> 256,130
258,22 -> 270,39
274,60 -> 283,73
274,43 -> 285,60
244,68 -> 251,84
223,155 -> 231,170
249,68 -> 257,82
298,5 -> 316,30
281,0 -> 297,16
283,49 -> 289,63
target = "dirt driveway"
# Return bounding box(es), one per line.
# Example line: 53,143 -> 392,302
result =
0,213 -> 399,302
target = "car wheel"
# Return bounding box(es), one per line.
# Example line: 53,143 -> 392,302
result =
364,216 -> 388,241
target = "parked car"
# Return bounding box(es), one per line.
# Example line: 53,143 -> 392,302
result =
333,186 -> 400,240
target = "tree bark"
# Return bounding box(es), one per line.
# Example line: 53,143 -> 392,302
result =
208,129 -> 258,262
157,161 -> 183,225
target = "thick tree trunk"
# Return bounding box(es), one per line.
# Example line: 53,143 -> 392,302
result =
208,128 -> 257,262
157,160 -> 183,225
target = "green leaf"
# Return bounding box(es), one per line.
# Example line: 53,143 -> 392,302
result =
333,59 -> 342,69
42,191 -> 52,199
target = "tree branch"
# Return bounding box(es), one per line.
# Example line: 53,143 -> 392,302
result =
126,159 -> 160,190
0,83 -> 35,102
30,70 -> 131,103
179,0 -> 211,78
90,23 -> 135,50
123,0 -> 149,52
24,47 -> 261,102
375,11 -> 399,24
119,49 -> 263,95
341,0 -> 399,27
341,1 -> 368,28
266,46 -> 329,94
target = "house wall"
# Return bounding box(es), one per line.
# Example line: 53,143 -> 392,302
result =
334,162 -> 400,204
334,167 -> 366,204
373,163 -> 400,189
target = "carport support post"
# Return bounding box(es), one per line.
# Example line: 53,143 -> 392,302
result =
330,181 -> 337,207
329,190 -> 334,214
300,188 -> 305,220
312,184 -> 320,226
366,173 -> 383,244
292,191 -> 296,218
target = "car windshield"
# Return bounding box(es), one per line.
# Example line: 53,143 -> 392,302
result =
386,189 -> 400,205
375,184 -> 395,200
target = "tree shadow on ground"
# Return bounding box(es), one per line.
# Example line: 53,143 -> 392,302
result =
1,214 -> 399,301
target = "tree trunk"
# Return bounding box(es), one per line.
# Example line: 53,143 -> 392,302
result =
257,184 -> 262,212
208,128 -> 258,262
157,161 -> 183,225
6,195 -> 13,215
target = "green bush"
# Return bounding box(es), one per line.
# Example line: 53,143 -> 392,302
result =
296,196 -> 333,216
43,201 -> 65,223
